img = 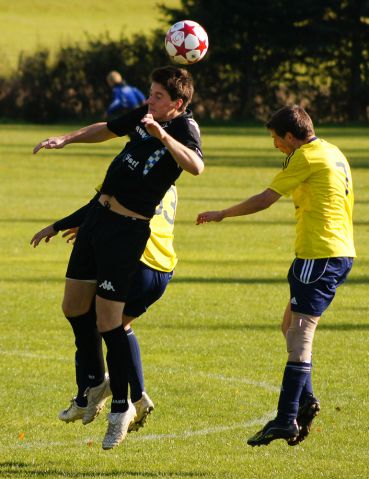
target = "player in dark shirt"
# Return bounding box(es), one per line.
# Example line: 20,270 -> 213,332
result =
33,66 -> 204,450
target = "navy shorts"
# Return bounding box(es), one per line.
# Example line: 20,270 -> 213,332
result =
288,257 -> 353,316
66,202 -> 151,302
123,262 -> 174,317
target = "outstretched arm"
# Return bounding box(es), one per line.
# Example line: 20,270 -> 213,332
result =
30,224 -> 58,247
196,188 -> 281,224
33,123 -> 117,154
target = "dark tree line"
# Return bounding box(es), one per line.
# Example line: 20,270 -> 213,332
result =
1,0 -> 369,122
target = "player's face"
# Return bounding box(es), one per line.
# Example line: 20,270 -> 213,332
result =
147,82 -> 183,122
270,129 -> 295,155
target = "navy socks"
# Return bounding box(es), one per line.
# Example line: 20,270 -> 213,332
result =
276,361 -> 312,423
126,328 -> 144,403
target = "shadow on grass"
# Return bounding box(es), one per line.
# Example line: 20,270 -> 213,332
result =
2,276 -> 369,285
171,276 -> 369,285
318,322 -> 369,331
155,321 -> 369,332
0,462 -> 206,477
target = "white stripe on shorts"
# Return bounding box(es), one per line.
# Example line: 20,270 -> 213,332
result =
300,259 -> 315,284
65,277 -> 97,284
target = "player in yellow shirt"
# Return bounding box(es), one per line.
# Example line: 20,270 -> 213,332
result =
31,185 -> 177,432
197,105 -> 355,447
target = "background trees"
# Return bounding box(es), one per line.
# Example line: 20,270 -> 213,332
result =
1,0 -> 369,122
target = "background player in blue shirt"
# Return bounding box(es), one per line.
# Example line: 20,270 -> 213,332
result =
106,70 -> 145,119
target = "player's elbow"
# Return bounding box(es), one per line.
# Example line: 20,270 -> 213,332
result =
256,188 -> 280,210
189,159 -> 205,176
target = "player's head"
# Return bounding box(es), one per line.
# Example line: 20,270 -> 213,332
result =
266,105 -> 315,140
106,71 -> 123,87
150,66 -> 194,112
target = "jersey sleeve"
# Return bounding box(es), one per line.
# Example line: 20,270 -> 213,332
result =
269,153 -> 310,197
53,193 -> 99,231
171,116 -> 203,160
107,105 -> 148,136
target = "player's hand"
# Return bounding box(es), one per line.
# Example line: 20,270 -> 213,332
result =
30,224 -> 58,247
62,227 -> 79,244
141,113 -> 166,141
196,210 -> 224,224
33,136 -> 66,154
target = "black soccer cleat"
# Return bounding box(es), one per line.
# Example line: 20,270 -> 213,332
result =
287,394 -> 320,446
247,419 -> 299,447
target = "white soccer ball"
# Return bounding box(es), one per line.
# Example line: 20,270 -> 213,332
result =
165,20 -> 209,65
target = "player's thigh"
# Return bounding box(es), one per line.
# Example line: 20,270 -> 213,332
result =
62,279 -> 96,317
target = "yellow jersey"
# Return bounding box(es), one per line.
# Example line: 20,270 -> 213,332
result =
141,185 -> 178,272
269,138 -> 356,259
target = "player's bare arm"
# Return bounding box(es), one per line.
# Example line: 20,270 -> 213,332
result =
30,224 -> 58,247
141,113 -> 204,175
33,123 -> 117,154
62,228 -> 79,243
197,188 -> 281,224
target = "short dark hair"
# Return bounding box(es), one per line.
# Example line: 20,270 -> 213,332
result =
266,105 -> 315,140
150,66 -> 194,111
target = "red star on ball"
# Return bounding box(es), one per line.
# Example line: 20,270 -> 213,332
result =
197,38 -> 208,54
180,22 -> 196,36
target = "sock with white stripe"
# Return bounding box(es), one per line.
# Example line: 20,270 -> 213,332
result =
126,328 -> 144,403
276,361 -> 312,423
300,361 -> 314,403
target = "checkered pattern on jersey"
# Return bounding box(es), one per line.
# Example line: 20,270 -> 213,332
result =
143,148 -> 167,176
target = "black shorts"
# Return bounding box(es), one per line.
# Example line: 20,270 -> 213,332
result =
123,262 -> 174,317
66,202 -> 150,302
288,257 -> 353,316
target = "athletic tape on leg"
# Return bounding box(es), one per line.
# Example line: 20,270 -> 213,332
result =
286,315 -> 318,363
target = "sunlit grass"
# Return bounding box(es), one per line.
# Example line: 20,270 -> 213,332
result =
0,123 -> 368,478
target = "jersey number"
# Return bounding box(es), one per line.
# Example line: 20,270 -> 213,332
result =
155,185 -> 177,225
336,161 -> 349,196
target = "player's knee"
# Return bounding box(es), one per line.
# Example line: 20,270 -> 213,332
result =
286,314 -> 318,362
61,296 -> 91,317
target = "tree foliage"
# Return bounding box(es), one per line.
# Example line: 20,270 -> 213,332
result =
1,0 -> 369,122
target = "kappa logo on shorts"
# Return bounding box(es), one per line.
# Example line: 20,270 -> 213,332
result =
99,280 -> 116,292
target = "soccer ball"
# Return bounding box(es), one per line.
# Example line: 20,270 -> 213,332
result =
165,20 -> 208,65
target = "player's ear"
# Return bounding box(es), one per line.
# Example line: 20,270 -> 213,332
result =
285,132 -> 294,142
174,98 -> 183,111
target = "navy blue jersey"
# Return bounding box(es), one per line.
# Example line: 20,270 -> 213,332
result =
101,106 -> 203,218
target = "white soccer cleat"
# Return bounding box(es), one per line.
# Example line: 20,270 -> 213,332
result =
128,391 -> 155,433
102,402 -> 137,450
58,398 -> 86,423
82,374 -> 111,425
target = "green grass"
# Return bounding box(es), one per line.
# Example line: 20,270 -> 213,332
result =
0,0 -> 180,75
0,124 -> 368,478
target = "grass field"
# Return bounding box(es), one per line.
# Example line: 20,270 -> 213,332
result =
0,124 -> 368,478
0,0 -> 180,75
